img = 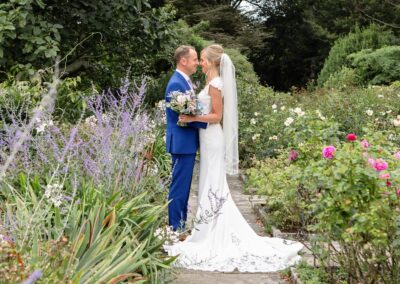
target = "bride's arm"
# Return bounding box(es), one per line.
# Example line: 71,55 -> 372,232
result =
179,86 -> 222,124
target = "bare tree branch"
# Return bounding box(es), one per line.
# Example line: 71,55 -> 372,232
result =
61,59 -> 91,77
356,6 -> 400,29
385,0 -> 400,8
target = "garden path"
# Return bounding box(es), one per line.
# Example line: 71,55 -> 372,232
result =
170,164 -> 289,284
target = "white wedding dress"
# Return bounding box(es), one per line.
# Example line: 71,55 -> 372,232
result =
164,77 -> 303,272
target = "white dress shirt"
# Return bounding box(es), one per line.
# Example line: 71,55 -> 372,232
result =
176,69 -> 193,90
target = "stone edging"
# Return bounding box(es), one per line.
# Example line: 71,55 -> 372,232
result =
290,267 -> 303,284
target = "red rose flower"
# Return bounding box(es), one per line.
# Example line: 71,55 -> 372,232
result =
346,133 -> 357,141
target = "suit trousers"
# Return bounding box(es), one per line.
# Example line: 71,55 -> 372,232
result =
168,153 -> 196,231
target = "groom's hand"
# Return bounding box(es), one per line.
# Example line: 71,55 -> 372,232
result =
179,114 -> 194,123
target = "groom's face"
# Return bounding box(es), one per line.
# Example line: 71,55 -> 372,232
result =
183,49 -> 199,75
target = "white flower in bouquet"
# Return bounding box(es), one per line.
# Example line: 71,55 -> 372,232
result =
168,90 -> 202,126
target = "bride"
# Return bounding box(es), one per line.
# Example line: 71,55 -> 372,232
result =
164,44 -> 303,272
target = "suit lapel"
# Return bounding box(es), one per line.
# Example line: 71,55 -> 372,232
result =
174,71 -> 191,91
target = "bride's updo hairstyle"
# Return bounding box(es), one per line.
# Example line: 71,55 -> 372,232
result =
202,44 -> 224,71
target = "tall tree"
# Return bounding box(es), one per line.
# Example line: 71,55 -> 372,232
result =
0,0 -> 178,86
166,0 -> 267,53
248,0 -> 400,90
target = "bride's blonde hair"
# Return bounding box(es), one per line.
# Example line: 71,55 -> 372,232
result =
201,44 -> 224,72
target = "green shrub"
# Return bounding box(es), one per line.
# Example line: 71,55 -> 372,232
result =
322,67 -> 359,90
240,83 -> 400,167
295,261 -> 330,284
307,131 -> 400,283
318,25 -> 396,86
348,45 -> 400,85
248,126 -> 400,282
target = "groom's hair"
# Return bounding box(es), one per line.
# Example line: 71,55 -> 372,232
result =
174,45 -> 195,64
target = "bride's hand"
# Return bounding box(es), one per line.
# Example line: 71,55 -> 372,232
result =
179,114 -> 194,123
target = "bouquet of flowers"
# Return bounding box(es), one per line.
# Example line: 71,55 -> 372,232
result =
167,90 -> 202,126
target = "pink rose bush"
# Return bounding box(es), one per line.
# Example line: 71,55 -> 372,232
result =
371,158 -> 388,172
322,146 -> 336,159
361,139 -> 369,149
289,149 -> 299,161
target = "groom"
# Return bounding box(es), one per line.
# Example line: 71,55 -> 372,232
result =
165,45 -> 207,231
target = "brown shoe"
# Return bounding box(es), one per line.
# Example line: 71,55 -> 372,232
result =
179,233 -> 187,242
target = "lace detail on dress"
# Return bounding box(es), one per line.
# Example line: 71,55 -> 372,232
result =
209,77 -> 223,91
165,237 -> 302,272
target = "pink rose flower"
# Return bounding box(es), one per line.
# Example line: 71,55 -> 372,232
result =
368,158 -> 375,166
397,188 -> 400,197
379,173 -> 391,179
322,146 -> 336,159
289,150 -> 299,161
346,133 -> 357,141
394,151 -> 400,160
373,159 -> 388,172
361,139 -> 369,149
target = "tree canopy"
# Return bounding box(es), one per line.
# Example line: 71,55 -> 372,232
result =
0,0 -> 178,86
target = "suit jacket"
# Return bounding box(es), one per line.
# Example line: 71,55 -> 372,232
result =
165,71 -> 207,154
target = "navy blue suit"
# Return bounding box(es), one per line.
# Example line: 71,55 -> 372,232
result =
165,71 -> 207,230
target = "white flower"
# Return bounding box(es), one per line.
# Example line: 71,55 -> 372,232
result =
176,95 -> 187,104
284,117 -> 294,126
380,112 -> 386,116
85,115 -> 97,127
250,118 -> 257,125
293,107 -> 305,117
254,112 -> 259,116
386,110 -> 392,114
272,104 -> 277,109
280,106 -> 285,111
273,110 -> 277,113
378,94 -> 384,98
36,124 -> 46,133
157,100 -> 166,110
393,118 -> 400,127
316,110 -> 326,120
366,109 -> 374,116
268,135 -> 278,140
44,183 -> 63,207
252,133 -> 260,141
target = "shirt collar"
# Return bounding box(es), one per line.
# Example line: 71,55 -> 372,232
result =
176,69 -> 191,82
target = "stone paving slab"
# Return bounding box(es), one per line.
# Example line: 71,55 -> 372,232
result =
171,165 -> 288,284
172,269 -> 287,284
